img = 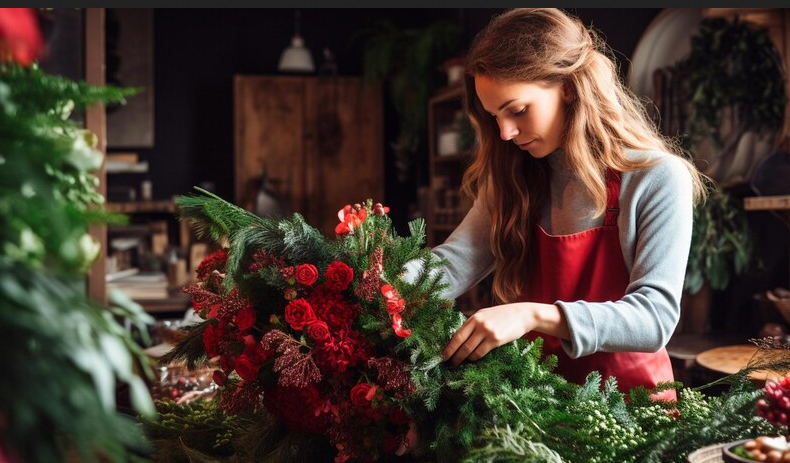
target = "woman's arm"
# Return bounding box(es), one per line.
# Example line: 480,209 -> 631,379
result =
402,195 -> 496,300
557,154 -> 694,358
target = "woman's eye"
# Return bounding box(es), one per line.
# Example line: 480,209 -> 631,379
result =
512,107 -> 527,116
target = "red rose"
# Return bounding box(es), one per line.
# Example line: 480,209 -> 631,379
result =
350,383 -> 374,408
0,8 -> 43,66
242,335 -> 272,364
324,261 -> 354,291
285,298 -> 316,330
234,355 -> 261,381
295,264 -> 319,286
234,305 -> 256,331
307,320 -> 330,343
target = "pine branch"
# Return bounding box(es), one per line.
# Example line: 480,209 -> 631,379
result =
176,187 -> 266,242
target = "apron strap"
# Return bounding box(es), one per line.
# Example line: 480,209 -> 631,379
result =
604,169 -> 621,227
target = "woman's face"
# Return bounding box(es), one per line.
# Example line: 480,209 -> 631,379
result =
474,75 -> 572,159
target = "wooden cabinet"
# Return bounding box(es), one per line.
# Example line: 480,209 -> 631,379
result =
234,75 -> 383,236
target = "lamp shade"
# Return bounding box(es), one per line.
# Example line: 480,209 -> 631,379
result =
278,35 -> 314,73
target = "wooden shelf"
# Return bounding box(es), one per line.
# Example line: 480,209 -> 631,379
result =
744,195 -> 790,289
744,195 -> 790,211
106,200 -> 178,214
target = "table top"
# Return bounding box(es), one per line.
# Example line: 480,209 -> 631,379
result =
696,344 -> 788,384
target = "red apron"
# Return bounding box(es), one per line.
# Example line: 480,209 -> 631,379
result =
523,170 -> 675,400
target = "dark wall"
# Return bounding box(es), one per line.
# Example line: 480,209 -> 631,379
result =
112,8 -> 661,233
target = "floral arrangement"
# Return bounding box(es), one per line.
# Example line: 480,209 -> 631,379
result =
153,193 -> 790,463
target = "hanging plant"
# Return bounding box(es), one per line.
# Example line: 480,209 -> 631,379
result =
670,16 -> 785,294
358,19 -> 460,183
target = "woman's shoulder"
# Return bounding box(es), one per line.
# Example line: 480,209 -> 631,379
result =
622,149 -> 692,182
621,149 -> 694,196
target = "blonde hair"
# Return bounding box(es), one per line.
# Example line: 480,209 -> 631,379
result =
461,8 -> 707,303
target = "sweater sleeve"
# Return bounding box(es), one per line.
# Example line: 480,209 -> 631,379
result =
558,156 -> 694,358
401,195 -> 495,300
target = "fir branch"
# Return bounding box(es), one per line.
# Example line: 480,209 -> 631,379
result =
160,320 -> 212,370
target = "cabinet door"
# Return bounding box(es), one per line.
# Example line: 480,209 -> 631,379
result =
307,78 -> 383,235
234,76 -> 310,217
234,76 -> 383,236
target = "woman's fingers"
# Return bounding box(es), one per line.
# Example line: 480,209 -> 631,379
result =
444,325 -> 486,366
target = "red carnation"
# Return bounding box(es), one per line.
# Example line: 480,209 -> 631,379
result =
285,298 -> 316,330
325,261 -> 354,291
196,249 -> 228,280
307,320 -> 331,343
295,263 -> 319,286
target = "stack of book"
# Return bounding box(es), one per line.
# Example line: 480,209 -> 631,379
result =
107,270 -> 168,300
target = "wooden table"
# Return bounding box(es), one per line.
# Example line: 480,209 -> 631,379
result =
696,344 -> 788,385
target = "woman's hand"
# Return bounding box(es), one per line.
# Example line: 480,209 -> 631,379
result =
442,302 -> 569,366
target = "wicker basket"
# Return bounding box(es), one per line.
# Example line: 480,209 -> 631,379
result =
687,442 -> 725,463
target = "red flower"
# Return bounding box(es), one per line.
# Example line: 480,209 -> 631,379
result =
350,383 -> 374,408
196,249 -> 228,280
386,297 -> 405,315
212,369 -> 227,387
350,383 -> 384,420
325,261 -> 354,291
202,323 -> 222,357
264,384 -> 327,434
307,320 -> 330,343
314,330 -> 370,376
295,263 -> 319,286
234,305 -> 256,331
234,355 -> 261,381
0,8 -> 43,66
285,298 -> 316,330
391,313 -> 412,338
381,284 -> 397,299
335,205 -> 367,235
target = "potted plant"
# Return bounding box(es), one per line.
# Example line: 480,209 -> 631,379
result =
668,16 -> 785,332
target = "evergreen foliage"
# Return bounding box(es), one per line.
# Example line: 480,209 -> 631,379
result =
0,63 -> 154,462
156,189 -> 787,462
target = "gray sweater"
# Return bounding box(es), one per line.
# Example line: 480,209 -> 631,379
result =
404,149 -> 694,358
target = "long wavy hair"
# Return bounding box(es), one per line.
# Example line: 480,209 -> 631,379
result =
461,8 -> 707,303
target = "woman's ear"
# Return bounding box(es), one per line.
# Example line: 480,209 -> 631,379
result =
561,81 -> 575,103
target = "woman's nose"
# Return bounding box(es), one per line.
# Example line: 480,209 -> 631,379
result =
498,120 -> 519,141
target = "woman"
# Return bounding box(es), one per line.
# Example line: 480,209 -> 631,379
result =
406,8 -> 707,398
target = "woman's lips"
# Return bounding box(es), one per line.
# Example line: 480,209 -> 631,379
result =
517,140 -> 536,150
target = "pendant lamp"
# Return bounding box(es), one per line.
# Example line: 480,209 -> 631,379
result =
278,10 -> 314,73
